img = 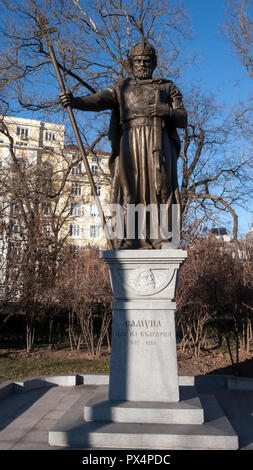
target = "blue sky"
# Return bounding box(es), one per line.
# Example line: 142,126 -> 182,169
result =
183,0 -> 252,237
184,0 -> 252,102
0,0 -> 251,237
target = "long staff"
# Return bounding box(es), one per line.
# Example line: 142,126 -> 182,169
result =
35,15 -> 113,249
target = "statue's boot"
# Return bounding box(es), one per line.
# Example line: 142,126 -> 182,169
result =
118,239 -> 153,250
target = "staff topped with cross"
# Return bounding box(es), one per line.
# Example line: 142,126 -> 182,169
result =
34,14 -> 113,249
34,15 -> 57,46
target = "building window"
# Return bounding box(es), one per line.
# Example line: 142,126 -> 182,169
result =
71,165 -> 81,176
90,203 -> 99,217
70,203 -> 83,217
42,202 -> 51,215
72,183 -> 82,196
42,162 -> 53,178
91,164 -> 99,175
69,244 -> 82,257
16,157 -> 27,172
15,141 -> 27,147
69,223 -> 82,237
42,224 -> 51,238
89,224 -> 102,239
10,202 -> 20,216
41,162 -> 53,193
44,131 -> 56,142
90,185 -> 101,197
16,126 -> 29,139
11,221 -> 19,233
8,243 -> 20,259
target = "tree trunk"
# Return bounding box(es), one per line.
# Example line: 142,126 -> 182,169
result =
26,321 -> 35,352
48,318 -> 54,349
224,332 -> 234,368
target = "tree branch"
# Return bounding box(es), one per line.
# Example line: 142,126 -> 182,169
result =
190,192 -> 238,239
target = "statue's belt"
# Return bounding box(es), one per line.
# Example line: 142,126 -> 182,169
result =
122,116 -> 165,128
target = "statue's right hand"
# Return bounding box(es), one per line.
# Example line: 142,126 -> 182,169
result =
59,90 -> 73,108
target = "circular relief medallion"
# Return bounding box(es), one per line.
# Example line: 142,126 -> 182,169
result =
135,268 -> 156,291
121,265 -> 175,296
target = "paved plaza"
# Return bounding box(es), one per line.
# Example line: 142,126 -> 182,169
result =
0,376 -> 253,451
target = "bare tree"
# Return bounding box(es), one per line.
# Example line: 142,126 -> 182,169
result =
178,86 -> 251,239
239,242 -> 253,351
176,232 -> 212,357
0,218 -> 22,331
57,247 -> 113,357
222,1 -> 253,152
0,0 -> 250,234
177,234 -> 253,370
223,0 -> 253,80
0,116 -> 90,351
0,0 -> 192,118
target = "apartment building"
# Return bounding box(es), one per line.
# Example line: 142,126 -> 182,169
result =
0,115 -> 110,252
63,144 -> 111,251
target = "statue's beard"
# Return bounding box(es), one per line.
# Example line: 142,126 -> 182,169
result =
133,68 -> 153,80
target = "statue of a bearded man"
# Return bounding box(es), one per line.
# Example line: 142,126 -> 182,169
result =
60,42 -> 187,249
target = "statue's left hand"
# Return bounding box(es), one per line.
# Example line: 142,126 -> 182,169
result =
149,103 -> 170,118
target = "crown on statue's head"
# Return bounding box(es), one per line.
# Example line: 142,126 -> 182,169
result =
130,42 -> 157,67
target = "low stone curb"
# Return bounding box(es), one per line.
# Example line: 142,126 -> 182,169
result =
1,373 -> 253,402
0,374 -> 109,401
179,374 -> 253,391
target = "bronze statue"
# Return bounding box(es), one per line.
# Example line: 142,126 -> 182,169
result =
60,42 -> 187,249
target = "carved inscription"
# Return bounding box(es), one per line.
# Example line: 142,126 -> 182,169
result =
126,320 -> 161,328
115,319 -> 172,346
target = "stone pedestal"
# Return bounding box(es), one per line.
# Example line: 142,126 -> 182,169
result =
109,302 -> 179,402
103,249 -> 187,403
48,249 -> 239,450
84,385 -> 205,425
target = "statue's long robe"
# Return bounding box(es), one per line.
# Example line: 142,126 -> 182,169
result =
72,78 -> 187,247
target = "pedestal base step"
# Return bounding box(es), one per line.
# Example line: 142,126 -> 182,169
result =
84,386 -> 204,425
49,390 -> 238,450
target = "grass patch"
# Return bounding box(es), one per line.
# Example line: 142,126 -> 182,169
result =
0,356 -> 110,382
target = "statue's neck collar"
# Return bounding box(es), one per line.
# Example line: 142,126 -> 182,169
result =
130,78 -> 163,85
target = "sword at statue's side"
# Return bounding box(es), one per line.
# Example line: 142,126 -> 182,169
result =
35,14 -> 113,250
152,87 -> 162,195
